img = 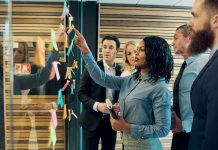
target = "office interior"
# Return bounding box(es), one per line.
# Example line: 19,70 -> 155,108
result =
0,0 -> 194,149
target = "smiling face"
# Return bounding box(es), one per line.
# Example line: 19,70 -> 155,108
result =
134,40 -> 147,69
102,39 -> 118,65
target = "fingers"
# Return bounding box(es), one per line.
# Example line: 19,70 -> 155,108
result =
73,27 -> 81,36
110,116 -> 118,131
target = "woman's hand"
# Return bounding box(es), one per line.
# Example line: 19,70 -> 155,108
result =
110,116 -> 130,133
113,102 -> 120,113
73,28 -> 90,54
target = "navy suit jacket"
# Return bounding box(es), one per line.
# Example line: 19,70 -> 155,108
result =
78,60 -> 122,131
188,50 -> 218,150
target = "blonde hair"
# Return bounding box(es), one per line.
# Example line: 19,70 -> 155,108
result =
122,41 -> 136,72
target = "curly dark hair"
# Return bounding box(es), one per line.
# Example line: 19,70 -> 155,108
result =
134,36 -> 174,83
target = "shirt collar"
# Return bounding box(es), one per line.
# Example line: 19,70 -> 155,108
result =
103,60 -> 116,70
209,44 -> 218,58
140,73 -> 149,81
185,54 -> 202,65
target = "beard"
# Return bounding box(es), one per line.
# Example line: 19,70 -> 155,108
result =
188,24 -> 214,55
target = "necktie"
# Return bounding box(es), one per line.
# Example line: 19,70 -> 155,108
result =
173,61 -> 187,118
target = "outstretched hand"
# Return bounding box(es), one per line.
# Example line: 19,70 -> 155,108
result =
73,28 -> 90,54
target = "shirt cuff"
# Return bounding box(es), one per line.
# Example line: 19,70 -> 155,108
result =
182,119 -> 192,133
130,124 -> 140,138
93,102 -> 99,112
82,52 -> 93,64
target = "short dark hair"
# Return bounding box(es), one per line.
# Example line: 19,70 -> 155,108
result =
102,35 -> 120,50
176,24 -> 191,37
204,0 -> 218,13
134,36 -> 174,83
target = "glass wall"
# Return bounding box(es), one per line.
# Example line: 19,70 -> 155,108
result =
0,0 -> 83,149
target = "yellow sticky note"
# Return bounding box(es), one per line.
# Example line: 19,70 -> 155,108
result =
63,104 -> 67,120
34,37 -> 45,67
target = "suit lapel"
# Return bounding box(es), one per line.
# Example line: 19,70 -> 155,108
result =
98,60 -> 104,71
191,50 -> 218,90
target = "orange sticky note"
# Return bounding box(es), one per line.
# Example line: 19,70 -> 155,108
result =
34,37 -> 45,67
64,35 -> 68,48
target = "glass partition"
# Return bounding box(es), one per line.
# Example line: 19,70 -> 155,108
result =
0,0 -> 83,149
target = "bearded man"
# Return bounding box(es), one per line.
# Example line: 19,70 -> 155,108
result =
188,0 -> 218,149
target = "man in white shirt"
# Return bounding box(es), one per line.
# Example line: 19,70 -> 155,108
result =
78,35 -> 122,150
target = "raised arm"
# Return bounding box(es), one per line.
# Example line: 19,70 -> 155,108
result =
14,51 -> 60,94
74,28 -> 124,90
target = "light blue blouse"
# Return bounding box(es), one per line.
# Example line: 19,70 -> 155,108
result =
83,52 -> 171,139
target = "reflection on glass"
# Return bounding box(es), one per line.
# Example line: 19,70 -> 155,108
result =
2,1 -> 67,150
13,42 -> 68,96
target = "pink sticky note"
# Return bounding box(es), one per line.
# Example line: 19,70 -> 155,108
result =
49,109 -> 58,128
72,110 -> 78,119
52,61 -> 61,81
62,80 -> 70,91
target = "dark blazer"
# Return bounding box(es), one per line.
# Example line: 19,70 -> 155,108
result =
188,50 -> 218,150
28,62 -> 67,95
78,60 -> 122,131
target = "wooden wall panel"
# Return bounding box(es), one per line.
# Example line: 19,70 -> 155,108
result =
99,4 -> 192,91
1,2 -> 66,150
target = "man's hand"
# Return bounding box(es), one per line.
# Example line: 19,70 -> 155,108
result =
110,116 -> 130,133
97,103 -> 109,113
171,111 -> 183,133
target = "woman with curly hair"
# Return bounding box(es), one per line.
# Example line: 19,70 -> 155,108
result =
74,28 -> 173,150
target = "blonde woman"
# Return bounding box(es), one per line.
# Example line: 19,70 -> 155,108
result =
121,41 -> 136,77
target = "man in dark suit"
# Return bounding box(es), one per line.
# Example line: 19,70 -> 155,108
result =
78,35 -> 122,150
188,0 -> 218,149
